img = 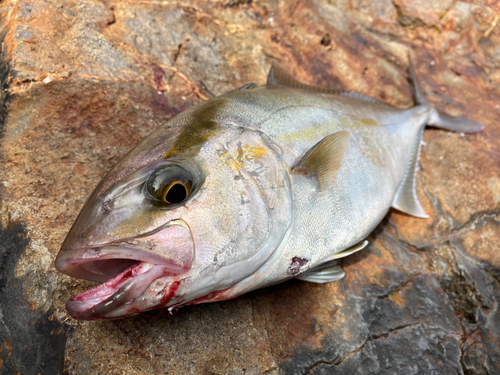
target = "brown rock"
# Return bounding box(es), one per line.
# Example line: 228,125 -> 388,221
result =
0,0 -> 499,374
392,0 -> 453,27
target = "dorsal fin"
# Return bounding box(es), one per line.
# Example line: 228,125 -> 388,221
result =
292,130 -> 351,191
267,60 -> 339,93
266,60 -> 302,88
228,83 -> 258,94
267,61 -> 388,106
392,127 -> 429,218
340,91 -> 389,107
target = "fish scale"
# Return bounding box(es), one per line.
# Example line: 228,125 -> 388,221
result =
55,60 -> 484,320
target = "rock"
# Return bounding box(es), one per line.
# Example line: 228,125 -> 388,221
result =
392,0 -> 453,27
0,0 -> 499,374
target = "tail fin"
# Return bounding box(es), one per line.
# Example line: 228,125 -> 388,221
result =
428,109 -> 484,133
408,59 -> 484,133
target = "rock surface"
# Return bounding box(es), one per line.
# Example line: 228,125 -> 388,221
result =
0,0 -> 499,374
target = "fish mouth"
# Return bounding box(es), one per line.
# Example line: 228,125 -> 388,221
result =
56,221 -> 193,320
65,261 -> 174,320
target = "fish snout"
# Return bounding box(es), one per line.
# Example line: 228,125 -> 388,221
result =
55,219 -> 194,282
56,220 -> 195,320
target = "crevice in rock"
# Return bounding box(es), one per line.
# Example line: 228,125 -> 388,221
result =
372,274 -> 422,300
0,31 -> 11,143
420,169 -> 500,240
303,323 -> 422,374
449,208 -> 500,235
303,360 -> 334,375
390,0 -> 425,28
459,325 -> 477,375
439,243 -> 483,321
107,6 -> 116,26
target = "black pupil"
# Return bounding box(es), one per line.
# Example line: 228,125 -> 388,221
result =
166,183 -> 187,204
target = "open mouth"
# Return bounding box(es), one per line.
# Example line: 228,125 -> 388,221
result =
65,260 -> 174,320
56,223 -> 194,320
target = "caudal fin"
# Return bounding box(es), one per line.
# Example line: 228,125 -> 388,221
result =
408,58 -> 485,133
428,109 -> 484,133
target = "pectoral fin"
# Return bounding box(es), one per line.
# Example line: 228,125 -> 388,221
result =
292,131 -> 351,191
296,240 -> 368,284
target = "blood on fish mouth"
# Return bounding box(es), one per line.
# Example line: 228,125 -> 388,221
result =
67,260 -> 150,319
65,258 -> 181,320
56,221 -> 195,319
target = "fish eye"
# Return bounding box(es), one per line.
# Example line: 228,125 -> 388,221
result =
146,165 -> 194,206
161,181 -> 192,204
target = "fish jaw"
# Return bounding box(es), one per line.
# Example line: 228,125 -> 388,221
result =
56,220 -> 194,282
56,222 -> 195,320
65,262 -> 174,320
67,271 -> 241,320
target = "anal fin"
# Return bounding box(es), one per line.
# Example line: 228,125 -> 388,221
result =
392,128 -> 429,218
296,240 -> 368,284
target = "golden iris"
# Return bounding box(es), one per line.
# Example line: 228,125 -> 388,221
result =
146,164 -> 195,206
160,180 -> 192,204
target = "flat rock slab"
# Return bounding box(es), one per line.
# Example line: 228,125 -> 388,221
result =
0,0 -> 499,374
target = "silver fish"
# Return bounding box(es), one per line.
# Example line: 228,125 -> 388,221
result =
55,61 -> 483,320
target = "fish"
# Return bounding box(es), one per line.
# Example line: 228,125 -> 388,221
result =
55,60 -> 484,320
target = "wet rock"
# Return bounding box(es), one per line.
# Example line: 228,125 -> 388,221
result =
0,0 -> 499,374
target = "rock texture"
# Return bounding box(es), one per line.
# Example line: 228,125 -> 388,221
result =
0,0 -> 499,374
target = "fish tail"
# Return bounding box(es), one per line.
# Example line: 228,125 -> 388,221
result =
408,58 -> 484,133
427,108 -> 484,133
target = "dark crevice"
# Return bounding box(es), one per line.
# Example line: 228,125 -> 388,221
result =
479,264 -> 500,289
391,0 -> 425,27
444,251 -> 483,323
371,274 -> 422,300
459,325 -> 477,375
449,208 -> 500,235
303,360 -> 334,375
366,322 -> 420,342
107,10 -> 116,26
173,39 -> 190,63
0,220 -> 70,375
420,158 -> 500,236
0,32 -> 11,143
390,172 -> 498,374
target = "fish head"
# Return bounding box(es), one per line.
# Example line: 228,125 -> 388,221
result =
56,104 -> 292,320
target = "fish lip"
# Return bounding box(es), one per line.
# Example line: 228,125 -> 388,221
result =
65,262 -> 177,320
55,219 -> 194,283
55,245 -> 186,282
56,219 -> 194,320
